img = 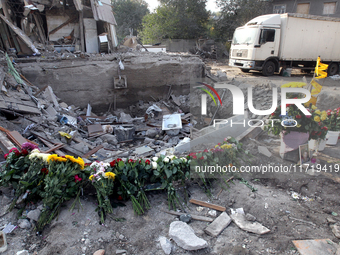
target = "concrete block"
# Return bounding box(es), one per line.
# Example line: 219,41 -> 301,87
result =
204,212 -> 232,237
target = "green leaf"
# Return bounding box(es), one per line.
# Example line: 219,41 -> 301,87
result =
165,168 -> 172,179
172,167 -> 178,174
153,170 -> 160,176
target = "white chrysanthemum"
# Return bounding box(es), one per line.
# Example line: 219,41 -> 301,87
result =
163,157 -> 170,163
181,157 -> 187,163
152,157 -> 158,162
152,162 -> 158,169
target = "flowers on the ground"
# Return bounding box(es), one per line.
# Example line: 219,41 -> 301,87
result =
21,142 -> 39,151
324,107 -> 340,131
265,102 -> 329,140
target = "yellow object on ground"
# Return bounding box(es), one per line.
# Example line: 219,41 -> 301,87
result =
315,57 -> 328,79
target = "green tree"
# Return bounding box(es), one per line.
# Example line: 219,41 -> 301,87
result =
140,0 -> 209,44
112,0 -> 150,41
213,0 -> 271,42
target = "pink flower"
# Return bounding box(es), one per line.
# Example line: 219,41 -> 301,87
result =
4,153 -> 9,159
9,147 -> 19,153
74,175 -> 82,183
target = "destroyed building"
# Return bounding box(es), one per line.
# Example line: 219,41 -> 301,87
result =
0,0 -> 118,55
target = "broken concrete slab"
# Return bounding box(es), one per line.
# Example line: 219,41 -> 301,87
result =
204,212 -> 232,237
331,223 -> 340,238
101,134 -> 118,145
158,236 -> 172,255
114,126 -> 135,142
134,146 -> 154,156
258,146 -> 272,157
230,212 -> 270,235
169,221 -> 208,251
292,239 -> 340,255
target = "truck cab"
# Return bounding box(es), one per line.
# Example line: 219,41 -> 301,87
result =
229,14 -> 281,76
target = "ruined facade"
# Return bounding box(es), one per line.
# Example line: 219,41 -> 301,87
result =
0,0 -> 118,55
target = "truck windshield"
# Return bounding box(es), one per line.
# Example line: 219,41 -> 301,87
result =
232,28 -> 258,45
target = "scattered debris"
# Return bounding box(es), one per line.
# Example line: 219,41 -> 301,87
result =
189,199 -> 226,212
204,212 -> 232,237
230,213 -> 270,235
161,209 -> 213,222
158,236 -> 172,255
292,239 -> 339,255
169,221 -> 208,251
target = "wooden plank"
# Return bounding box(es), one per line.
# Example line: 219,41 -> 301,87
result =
43,143 -> 65,153
0,14 -> 39,54
160,209 -> 213,222
33,85 -> 48,97
0,131 -> 16,153
37,137 -> 66,156
189,199 -> 226,212
7,130 -> 27,147
82,145 -> 103,158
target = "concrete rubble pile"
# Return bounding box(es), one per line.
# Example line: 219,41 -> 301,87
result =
0,55 -> 194,162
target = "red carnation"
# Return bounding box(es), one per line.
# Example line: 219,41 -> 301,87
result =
204,149 -> 208,153
110,160 -> 116,167
9,148 -> 19,153
145,159 -> 151,165
4,153 -> 9,159
21,149 -> 28,156
128,159 -> 135,164
193,155 -> 197,159
271,113 -> 275,116
200,156 -> 204,160
295,115 -> 302,119
116,158 -> 122,162
117,195 -> 123,201
41,168 -> 49,175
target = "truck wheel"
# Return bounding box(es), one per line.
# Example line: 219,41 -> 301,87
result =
262,61 -> 275,76
327,63 -> 339,76
240,69 -> 250,73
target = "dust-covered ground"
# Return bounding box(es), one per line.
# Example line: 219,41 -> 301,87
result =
1,62 -> 340,255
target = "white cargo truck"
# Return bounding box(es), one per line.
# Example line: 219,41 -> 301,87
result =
228,13 -> 340,76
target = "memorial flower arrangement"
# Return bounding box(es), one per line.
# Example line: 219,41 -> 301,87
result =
265,104 -> 328,140
324,107 -> 340,131
37,154 -> 86,230
0,147 -> 31,188
88,161 -> 116,224
1,136 -> 249,229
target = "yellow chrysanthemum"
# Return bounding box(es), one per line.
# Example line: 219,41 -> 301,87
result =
321,114 -> 327,121
47,154 -> 58,162
312,105 -> 317,110
321,111 -> 327,116
65,155 -> 76,162
221,144 -> 233,149
297,124 -> 301,128
57,157 -> 67,162
104,172 -> 116,180
89,175 -> 94,181
314,116 -> 320,122
315,110 -> 321,115
76,157 -> 85,170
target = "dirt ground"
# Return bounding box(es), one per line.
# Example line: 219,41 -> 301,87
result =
1,62 -> 340,255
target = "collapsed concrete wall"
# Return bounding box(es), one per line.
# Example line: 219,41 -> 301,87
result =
17,52 -> 205,112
